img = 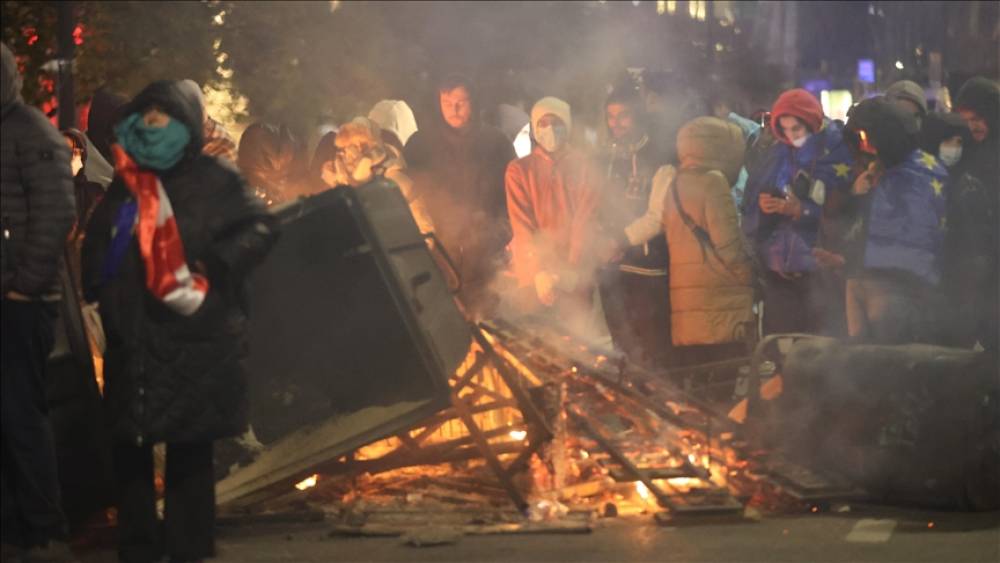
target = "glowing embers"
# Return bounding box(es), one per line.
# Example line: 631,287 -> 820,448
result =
295,474 -> 319,491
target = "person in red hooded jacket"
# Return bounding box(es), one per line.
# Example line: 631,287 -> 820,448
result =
741,88 -> 854,336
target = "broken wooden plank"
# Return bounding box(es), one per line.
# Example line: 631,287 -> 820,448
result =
216,399 -> 441,507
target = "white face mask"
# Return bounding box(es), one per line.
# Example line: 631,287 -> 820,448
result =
938,144 -> 962,167
71,155 -> 84,176
534,124 -> 568,153
790,134 -> 810,148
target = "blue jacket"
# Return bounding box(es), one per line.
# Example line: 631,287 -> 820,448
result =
742,120 -> 853,274
726,112 -> 761,209
862,149 -> 948,285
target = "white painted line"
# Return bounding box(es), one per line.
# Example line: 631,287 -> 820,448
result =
845,519 -> 897,543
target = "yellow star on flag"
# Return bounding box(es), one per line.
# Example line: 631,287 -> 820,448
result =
930,178 -> 943,197
833,163 -> 851,178
919,151 -> 938,170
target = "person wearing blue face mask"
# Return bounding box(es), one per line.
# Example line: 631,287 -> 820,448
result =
505,97 -> 601,326
81,80 -> 277,563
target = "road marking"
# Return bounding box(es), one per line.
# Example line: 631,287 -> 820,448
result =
845,519 -> 897,543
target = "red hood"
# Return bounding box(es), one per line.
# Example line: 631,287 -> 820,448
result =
771,88 -> 824,145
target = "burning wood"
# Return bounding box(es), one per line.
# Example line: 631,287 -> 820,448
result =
220,316 -> 864,531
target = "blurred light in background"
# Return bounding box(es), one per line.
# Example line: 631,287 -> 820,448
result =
821,90 -> 853,122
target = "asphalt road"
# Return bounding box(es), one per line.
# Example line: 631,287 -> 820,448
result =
74,504 -> 1000,563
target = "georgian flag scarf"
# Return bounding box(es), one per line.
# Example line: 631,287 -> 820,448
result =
108,144 -> 209,315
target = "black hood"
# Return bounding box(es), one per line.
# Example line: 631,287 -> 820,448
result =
845,96 -> 918,168
955,76 -> 1000,144
1,42 -> 23,112
917,112 -> 971,155
119,80 -> 205,160
87,86 -> 128,162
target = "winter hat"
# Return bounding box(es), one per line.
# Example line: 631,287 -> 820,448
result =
885,80 -> 928,115
531,96 -> 572,134
770,88 -> 824,144
955,76 -> 1000,141
917,112 -> 971,155
845,96 -> 918,168
368,100 -> 418,146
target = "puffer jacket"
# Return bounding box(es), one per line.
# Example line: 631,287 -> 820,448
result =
1,42 -> 75,298
81,80 -> 277,446
663,117 -> 753,346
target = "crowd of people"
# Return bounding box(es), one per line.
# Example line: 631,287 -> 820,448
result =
2,33 -> 998,561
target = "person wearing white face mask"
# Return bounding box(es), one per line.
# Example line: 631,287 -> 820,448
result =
917,112 -> 971,170
741,88 -> 855,336
505,96 -> 601,321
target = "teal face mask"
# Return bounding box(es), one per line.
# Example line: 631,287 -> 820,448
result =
114,112 -> 192,171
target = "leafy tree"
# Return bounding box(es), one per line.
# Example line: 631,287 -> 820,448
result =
1,1 -> 60,105
2,1 -> 219,105
219,1 -> 419,137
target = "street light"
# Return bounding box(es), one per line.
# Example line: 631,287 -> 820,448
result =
894,60 -> 904,70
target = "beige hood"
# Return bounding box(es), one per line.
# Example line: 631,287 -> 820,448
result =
676,116 -> 745,186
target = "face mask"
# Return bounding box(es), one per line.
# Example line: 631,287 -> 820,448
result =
790,134 -> 810,148
938,144 -> 962,167
114,112 -> 192,171
534,124 -> 568,153
71,155 -> 84,176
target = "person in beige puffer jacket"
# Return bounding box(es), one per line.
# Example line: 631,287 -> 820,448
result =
662,116 -> 754,366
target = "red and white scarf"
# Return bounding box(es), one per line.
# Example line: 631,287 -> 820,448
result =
112,144 -> 209,315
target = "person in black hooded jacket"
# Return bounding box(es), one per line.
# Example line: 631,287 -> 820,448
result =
86,85 -> 128,164
948,77 -> 999,351
404,74 -> 516,319
81,80 -> 277,562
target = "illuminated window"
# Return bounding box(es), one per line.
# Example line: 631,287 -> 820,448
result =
689,0 -> 707,21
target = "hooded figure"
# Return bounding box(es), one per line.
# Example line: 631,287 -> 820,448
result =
179,78 -> 238,163
947,77 -> 1000,350
237,122 -> 309,205
319,116 -> 434,233
368,99 -> 418,150
917,112 -> 971,169
86,85 -> 128,163
62,128 -> 110,223
954,77 -> 1000,189
404,75 -> 516,318
505,97 -> 600,318
663,117 -> 753,362
81,80 -> 277,561
1,41 -> 76,553
742,88 -> 854,335
842,97 -> 947,343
